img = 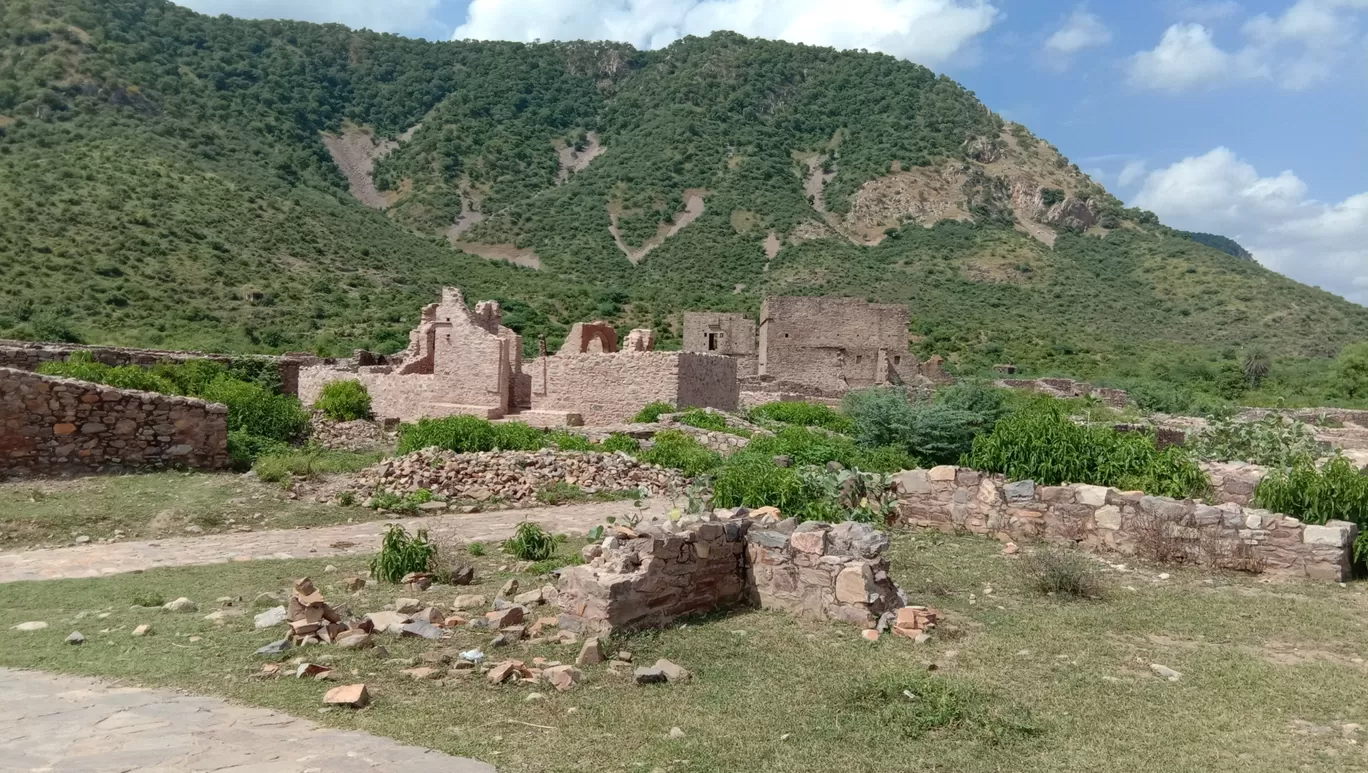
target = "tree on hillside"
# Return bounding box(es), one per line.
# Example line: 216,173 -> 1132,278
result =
1333,342 -> 1368,400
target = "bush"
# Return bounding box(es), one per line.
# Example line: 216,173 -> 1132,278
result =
675,408 -> 729,432
314,379 -> 372,421
254,447 -> 383,483
601,432 -> 641,453
748,401 -> 855,434
370,524 -> 436,583
966,399 -> 1208,499
1191,414 -> 1324,466
227,430 -> 289,471
503,521 -> 557,561
492,421 -> 549,451
747,425 -> 861,468
637,430 -> 722,476
547,431 -> 596,451
1255,456 -> 1368,563
633,400 -> 675,423
201,375 -> 309,441
1018,546 -> 1104,599
397,415 -> 496,454
843,387 -> 992,465
710,452 -> 829,516
39,353 -> 178,394
852,445 -> 920,473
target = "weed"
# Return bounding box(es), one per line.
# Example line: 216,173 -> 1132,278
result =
536,481 -> 587,506
370,524 -> 436,583
467,542 -> 487,557
601,432 -> 641,453
633,401 -> 675,423
637,430 -> 722,476
1017,546 -> 1104,599
748,401 -> 855,433
337,491 -> 356,506
844,674 -> 1041,743
130,593 -> 166,608
503,521 -> 557,561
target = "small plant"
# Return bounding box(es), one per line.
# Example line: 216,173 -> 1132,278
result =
503,521 -> 557,561
1191,414 -> 1324,466
633,401 -> 675,423
370,524 -> 436,583
467,541 -> 488,557
845,674 -> 1040,743
1018,546 -> 1103,599
314,379 -> 372,421
131,593 -> 166,608
748,401 -> 855,434
338,491 -> 356,506
548,431 -> 595,451
368,490 -> 407,511
675,408 -> 729,432
537,481 -> 588,505
638,430 -> 722,476
409,488 -> 434,504
601,432 -> 641,453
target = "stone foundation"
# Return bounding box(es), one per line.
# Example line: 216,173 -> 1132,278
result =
0,368 -> 230,475
895,466 -> 1356,582
556,515 -> 905,634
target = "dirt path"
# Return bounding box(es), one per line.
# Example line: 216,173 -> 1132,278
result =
608,189 -> 707,264
0,500 -> 667,584
0,667 -> 493,772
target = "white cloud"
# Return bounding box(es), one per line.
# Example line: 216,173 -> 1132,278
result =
1133,147 -> 1368,306
1044,8 -> 1112,56
453,0 -> 1002,66
177,1 -> 441,34
1118,160 -> 1148,187
1129,1 -> 1368,91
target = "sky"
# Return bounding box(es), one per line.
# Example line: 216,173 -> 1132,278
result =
178,1 -> 1368,307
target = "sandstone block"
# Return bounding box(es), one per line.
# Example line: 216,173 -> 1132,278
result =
1303,521 -> 1356,547
835,564 -> 876,604
1094,505 -> 1122,530
323,683 -> 370,707
928,465 -> 957,482
1073,484 -> 1109,507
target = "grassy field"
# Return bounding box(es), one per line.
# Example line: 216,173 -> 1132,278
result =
2,533 -> 1365,772
0,472 -> 373,549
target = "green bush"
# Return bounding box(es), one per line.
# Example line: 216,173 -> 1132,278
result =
370,525 -> 436,583
747,426 -> 861,468
633,401 -> 675,423
201,375 -> 310,441
492,421 -> 549,451
843,387 -> 996,466
748,401 -> 855,434
548,431 -> 596,451
637,430 -> 722,476
228,430 -> 290,471
852,445 -> 920,473
1191,414 -> 1324,466
601,432 -> 641,453
396,415 -> 549,455
38,353 -> 178,394
711,452 -> 828,517
503,521 -> 557,561
675,408 -> 729,432
314,379 -> 372,422
966,400 -> 1208,499
1255,456 -> 1368,563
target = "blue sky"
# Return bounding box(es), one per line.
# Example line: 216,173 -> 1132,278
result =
179,1 -> 1368,306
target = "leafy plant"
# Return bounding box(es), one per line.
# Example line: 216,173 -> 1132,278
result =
748,401 -> 855,434
396,416 -> 547,455
314,379 -> 372,421
675,408 -> 730,433
1255,455 -> 1368,563
548,431 -> 596,451
503,521 -> 557,561
1190,414 -> 1324,466
633,401 -> 676,424
601,432 -> 641,453
843,386 -> 997,466
468,541 -> 488,557
370,525 -> 437,583
637,430 -> 722,476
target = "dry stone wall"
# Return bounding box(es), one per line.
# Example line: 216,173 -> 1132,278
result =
557,513 -> 905,634
0,368 -> 229,475
531,351 -> 737,426
895,466 -> 1356,582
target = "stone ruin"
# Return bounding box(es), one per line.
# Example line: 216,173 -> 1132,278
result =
298,288 -> 738,426
557,509 -> 911,634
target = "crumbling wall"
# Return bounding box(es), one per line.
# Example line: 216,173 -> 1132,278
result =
758,296 -> 911,392
682,312 -> 758,377
557,515 -> 905,634
0,340 -> 309,397
531,351 -> 737,425
895,466 -> 1356,582
0,367 -> 230,475
996,378 -> 1130,409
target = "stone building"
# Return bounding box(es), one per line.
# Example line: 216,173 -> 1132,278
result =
683,296 -> 941,397
298,288 -> 738,426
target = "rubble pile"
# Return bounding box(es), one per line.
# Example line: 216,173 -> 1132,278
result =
307,412 -> 396,452
351,448 -> 687,505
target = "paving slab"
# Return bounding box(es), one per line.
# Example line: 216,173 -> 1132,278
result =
0,667 -> 495,772
0,500 -> 665,583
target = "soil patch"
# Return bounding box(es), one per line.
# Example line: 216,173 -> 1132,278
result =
608,189 -> 707,265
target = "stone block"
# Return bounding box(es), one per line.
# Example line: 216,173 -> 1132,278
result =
1003,480 -> 1036,503
893,469 -> 931,495
1073,484 -> 1109,507
928,465 -> 958,482
790,528 -> 827,555
1303,521 -> 1356,547
835,563 -> 876,604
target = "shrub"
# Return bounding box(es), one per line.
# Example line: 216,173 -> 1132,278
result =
397,415 -> 496,454
843,387 -> 990,466
468,541 -> 487,557
633,400 -> 675,423
201,375 -> 309,441
1191,414 -> 1324,466
934,380 -> 1010,425
314,379 -> 372,421
39,354 -> 178,394
491,421 -> 549,451
966,399 -> 1208,499
747,426 -> 862,468
711,452 -> 827,516
637,430 -> 722,476
748,401 -> 855,434
1018,546 -> 1104,599
852,445 -> 919,473
675,408 -> 729,432
548,431 -> 595,451
227,430 -> 289,471
503,521 -> 557,561
1255,456 -> 1368,563
370,524 -> 437,583
601,432 -> 641,453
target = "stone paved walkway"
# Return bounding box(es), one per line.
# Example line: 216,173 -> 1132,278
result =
0,500 -> 666,584
0,667 -> 494,772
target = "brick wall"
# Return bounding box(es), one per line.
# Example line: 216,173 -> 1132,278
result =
895,466 -> 1356,582
557,515 -> 906,634
1,367 -> 229,475
531,351 -> 737,425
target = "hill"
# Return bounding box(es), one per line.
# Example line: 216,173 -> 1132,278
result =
2,0 -> 1366,408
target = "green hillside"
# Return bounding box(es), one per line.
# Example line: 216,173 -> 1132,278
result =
2,0 -> 1365,408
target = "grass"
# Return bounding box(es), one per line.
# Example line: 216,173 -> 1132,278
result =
0,472 -> 377,549
1,533 -> 1366,772
253,449 -> 385,484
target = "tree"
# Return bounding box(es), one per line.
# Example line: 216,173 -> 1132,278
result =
1242,347 -> 1271,388
1333,342 -> 1368,400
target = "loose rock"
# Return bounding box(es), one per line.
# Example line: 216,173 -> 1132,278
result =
323,683 -> 370,708
66,631 -> 85,645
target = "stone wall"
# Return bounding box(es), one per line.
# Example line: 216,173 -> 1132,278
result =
758,296 -> 911,393
556,513 -> 905,634
682,312 -> 758,377
0,368 -> 230,475
530,351 -> 737,426
996,378 -> 1130,409
0,340 -> 308,397
1201,461 -> 1268,506
895,466 -> 1356,582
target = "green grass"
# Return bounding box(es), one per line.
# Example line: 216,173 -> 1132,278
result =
252,448 -> 385,484
1,534 -> 1365,772
0,472 -> 377,549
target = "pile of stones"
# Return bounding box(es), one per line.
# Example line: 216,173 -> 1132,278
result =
307,412 -> 396,452
351,448 -> 687,505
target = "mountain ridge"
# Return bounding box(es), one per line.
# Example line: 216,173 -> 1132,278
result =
1,0 -> 1364,399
